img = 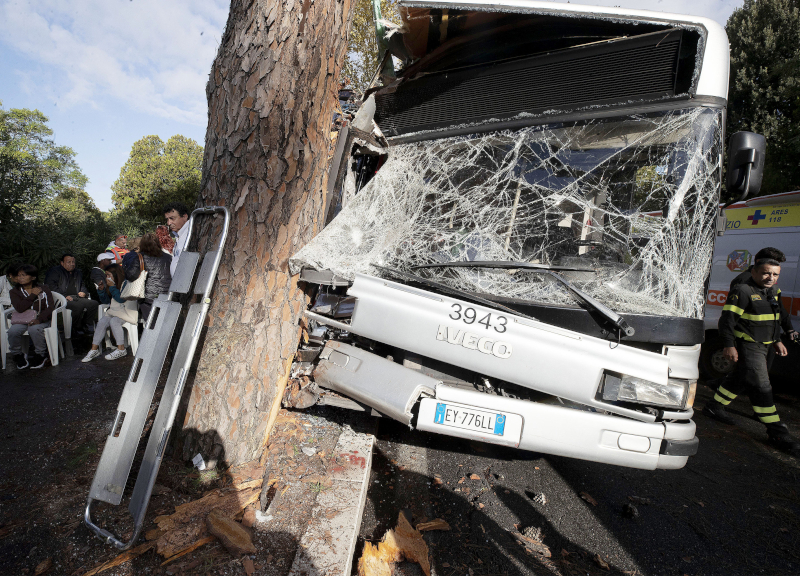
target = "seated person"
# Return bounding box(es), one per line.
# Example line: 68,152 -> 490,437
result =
7,263 -> 55,370
82,264 -> 138,362
44,253 -> 99,335
90,252 -> 115,288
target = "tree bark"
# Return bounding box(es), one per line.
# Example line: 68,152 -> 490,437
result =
180,0 -> 353,466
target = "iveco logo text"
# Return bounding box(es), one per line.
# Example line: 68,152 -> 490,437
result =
436,325 -> 513,359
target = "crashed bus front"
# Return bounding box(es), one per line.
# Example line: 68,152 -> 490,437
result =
288,1 -> 731,469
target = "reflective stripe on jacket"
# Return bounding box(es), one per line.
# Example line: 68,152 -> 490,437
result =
718,277 -> 791,347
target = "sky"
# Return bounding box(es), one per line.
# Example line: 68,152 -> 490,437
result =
0,0 -> 742,212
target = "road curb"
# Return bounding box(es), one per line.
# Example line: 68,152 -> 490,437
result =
288,426 -> 374,576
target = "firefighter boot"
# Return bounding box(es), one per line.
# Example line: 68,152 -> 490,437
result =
702,401 -> 736,426
766,423 -> 800,456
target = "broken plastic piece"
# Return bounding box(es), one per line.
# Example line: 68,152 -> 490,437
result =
192,453 -> 207,471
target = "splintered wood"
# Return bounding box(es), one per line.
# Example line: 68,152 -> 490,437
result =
81,542 -> 155,576
206,508 -> 257,555
416,519 -> 450,532
154,485 -> 261,558
357,513 -> 431,576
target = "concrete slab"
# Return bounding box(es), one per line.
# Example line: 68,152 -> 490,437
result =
288,427 -> 374,576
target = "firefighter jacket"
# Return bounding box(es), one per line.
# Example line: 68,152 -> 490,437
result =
719,277 -> 792,347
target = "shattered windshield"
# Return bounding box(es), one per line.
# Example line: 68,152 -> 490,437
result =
291,108 -> 723,319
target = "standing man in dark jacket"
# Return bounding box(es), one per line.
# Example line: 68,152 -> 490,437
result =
44,253 -> 99,335
728,247 -> 786,372
703,258 -> 800,454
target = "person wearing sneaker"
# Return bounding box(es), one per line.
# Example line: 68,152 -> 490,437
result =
703,258 -> 800,454
82,264 -> 138,362
7,263 -> 55,370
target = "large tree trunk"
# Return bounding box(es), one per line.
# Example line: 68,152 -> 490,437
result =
180,0 -> 353,466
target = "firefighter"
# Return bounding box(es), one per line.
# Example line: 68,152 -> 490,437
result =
703,258 -> 800,454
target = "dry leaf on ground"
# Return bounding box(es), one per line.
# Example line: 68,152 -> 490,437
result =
594,554 -> 610,570
580,492 -> 598,506
34,558 -> 52,575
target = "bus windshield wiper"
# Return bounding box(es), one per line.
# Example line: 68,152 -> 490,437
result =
411,261 -> 635,337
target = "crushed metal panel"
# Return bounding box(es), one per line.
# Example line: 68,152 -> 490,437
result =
313,341 -> 437,424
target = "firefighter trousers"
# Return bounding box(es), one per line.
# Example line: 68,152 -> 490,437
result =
712,340 -> 781,426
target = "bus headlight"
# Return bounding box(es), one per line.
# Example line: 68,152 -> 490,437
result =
602,374 -> 695,409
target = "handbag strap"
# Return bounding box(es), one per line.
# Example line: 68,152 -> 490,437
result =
138,252 -> 145,272
20,287 -> 43,319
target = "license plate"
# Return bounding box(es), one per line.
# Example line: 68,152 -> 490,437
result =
433,402 -> 508,436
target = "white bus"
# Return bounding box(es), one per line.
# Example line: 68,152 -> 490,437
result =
289,1 -> 744,470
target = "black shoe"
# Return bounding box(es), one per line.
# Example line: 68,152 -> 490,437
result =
767,424 -> 800,455
29,353 -> 49,369
13,354 -> 29,370
702,403 -> 736,425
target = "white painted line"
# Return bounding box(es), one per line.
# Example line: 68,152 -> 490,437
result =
288,427 -> 374,576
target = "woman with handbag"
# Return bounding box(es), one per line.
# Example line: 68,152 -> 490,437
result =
81,264 -> 138,362
121,233 -> 172,322
7,263 -> 55,370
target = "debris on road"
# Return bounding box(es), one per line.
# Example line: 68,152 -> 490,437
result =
416,518 -> 450,532
153,481 -> 261,557
526,490 -> 547,505
34,557 -> 52,575
594,554 -> 611,570
357,512 -> 431,576
206,509 -> 257,555
82,542 -> 155,576
511,529 -> 551,558
622,503 -> 639,518
628,495 -> 651,505
580,491 -> 599,506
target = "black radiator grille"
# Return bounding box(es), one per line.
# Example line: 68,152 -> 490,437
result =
375,30 -> 687,137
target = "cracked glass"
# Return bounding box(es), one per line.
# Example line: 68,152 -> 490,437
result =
291,107 -> 723,319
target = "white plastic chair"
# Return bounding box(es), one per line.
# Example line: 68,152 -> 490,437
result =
0,302 -> 10,370
97,305 -> 139,355
62,304 -> 73,340
2,292 -> 66,367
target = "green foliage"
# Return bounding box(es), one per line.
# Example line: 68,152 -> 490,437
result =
343,0 -> 400,93
726,0 -> 800,197
0,103 -> 158,278
111,134 -> 203,221
0,104 -> 88,224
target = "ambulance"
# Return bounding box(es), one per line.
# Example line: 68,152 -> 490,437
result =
701,191 -> 800,379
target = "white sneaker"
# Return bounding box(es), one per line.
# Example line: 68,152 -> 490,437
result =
82,349 -> 101,363
105,348 -> 128,361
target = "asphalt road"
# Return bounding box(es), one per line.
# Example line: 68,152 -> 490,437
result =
358,383 -> 800,576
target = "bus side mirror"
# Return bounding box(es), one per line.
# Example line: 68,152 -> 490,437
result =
726,131 -> 765,203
